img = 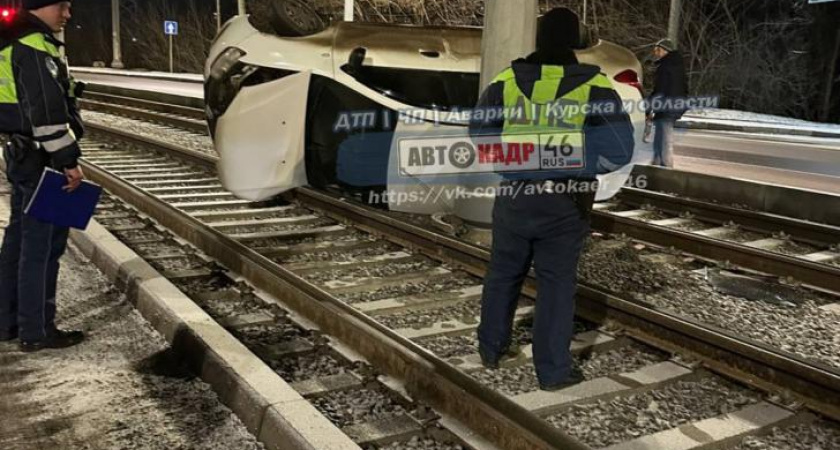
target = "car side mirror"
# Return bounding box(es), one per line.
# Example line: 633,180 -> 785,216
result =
349,47 -> 367,71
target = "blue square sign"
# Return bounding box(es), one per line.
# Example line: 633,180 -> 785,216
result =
164,20 -> 178,36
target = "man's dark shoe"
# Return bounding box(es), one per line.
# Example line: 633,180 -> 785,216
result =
539,367 -> 585,392
0,328 -> 18,342
19,329 -> 85,353
480,353 -> 500,370
480,344 -> 522,370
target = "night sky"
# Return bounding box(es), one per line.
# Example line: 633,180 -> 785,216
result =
62,0 -> 241,68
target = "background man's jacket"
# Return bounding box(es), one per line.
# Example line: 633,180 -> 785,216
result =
649,51 -> 689,121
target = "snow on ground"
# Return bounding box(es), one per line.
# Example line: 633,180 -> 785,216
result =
684,109 -> 840,136
71,67 -> 203,83
0,177 -> 264,450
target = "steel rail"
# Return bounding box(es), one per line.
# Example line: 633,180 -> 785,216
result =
85,122 -> 840,422
617,187 -> 840,246
589,210 -> 840,293
83,124 -> 591,450
83,91 -> 206,120
81,98 -> 209,135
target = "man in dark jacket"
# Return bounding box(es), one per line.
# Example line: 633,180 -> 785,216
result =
470,8 -> 634,391
647,38 -> 688,167
0,0 -> 86,352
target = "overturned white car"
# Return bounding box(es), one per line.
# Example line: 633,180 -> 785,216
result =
205,5 -> 651,224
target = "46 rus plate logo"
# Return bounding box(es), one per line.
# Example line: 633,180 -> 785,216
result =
399,132 -> 586,177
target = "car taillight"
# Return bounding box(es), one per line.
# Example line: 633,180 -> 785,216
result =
614,70 -> 643,95
1,8 -> 16,22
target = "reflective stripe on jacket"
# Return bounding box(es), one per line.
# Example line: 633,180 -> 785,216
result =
471,59 -> 635,180
0,13 -> 81,170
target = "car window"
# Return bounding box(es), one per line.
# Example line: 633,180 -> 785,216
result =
341,64 -> 479,111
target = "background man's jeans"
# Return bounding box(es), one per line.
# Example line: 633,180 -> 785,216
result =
0,180 -> 70,342
653,118 -> 676,167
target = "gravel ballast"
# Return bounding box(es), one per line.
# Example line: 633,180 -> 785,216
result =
375,299 -> 482,329
732,420 -> 840,450
343,275 -> 477,304
580,237 -> 840,370
548,376 -> 760,448
368,435 -> 469,450
84,110 -> 216,156
469,342 -> 668,396
312,387 -> 412,428
306,258 -> 435,285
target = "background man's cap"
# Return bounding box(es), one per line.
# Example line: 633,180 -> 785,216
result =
655,38 -> 677,52
25,0 -> 70,10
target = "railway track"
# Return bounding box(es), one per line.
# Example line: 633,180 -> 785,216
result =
592,169 -> 840,293
80,87 -> 207,134
75,88 -> 840,449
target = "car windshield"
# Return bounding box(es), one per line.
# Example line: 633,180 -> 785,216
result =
341,64 -> 480,111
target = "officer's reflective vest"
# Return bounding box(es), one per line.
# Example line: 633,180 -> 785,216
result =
0,31 -> 76,133
493,66 -> 614,164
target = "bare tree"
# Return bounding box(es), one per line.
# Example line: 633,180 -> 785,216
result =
121,0 -> 215,73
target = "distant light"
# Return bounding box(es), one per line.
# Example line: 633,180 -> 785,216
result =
1,9 -> 11,19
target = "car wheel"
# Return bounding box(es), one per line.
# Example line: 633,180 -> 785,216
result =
269,0 -> 326,37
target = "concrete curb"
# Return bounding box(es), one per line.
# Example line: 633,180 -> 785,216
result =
70,220 -> 360,450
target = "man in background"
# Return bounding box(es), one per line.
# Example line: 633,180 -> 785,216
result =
647,38 -> 688,167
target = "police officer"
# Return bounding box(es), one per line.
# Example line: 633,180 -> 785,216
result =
0,0 -> 85,352
471,8 -> 634,390
646,38 -> 688,167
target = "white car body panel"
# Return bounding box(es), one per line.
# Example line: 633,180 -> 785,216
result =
215,71 -> 311,201
207,17 -> 652,224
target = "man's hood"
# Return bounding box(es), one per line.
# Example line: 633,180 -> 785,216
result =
508,56 -> 603,101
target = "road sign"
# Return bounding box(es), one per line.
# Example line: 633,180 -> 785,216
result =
164,20 -> 178,73
164,20 -> 178,36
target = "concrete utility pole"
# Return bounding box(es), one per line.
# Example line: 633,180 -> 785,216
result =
582,0 -> 588,25
216,0 -> 222,31
667,0 -> 682,45
344,0 -> 354,22
111,0 -> 124,68
238,0 -> 247,16
480,0 -> 539,89
822,28 -> 840,122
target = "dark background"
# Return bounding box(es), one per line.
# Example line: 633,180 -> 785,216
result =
2,0 -> 838,123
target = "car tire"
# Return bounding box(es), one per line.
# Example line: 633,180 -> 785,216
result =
269,0 -> 327,37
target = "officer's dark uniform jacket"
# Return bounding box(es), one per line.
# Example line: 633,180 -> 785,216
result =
0,12 -> 83,182
469,50 -> 635,183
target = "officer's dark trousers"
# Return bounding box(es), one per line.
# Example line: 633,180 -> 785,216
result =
0,180 -> 70,342
478,187 -> 589,386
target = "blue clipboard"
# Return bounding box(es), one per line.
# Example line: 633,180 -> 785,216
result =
24,168 -> 102,230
